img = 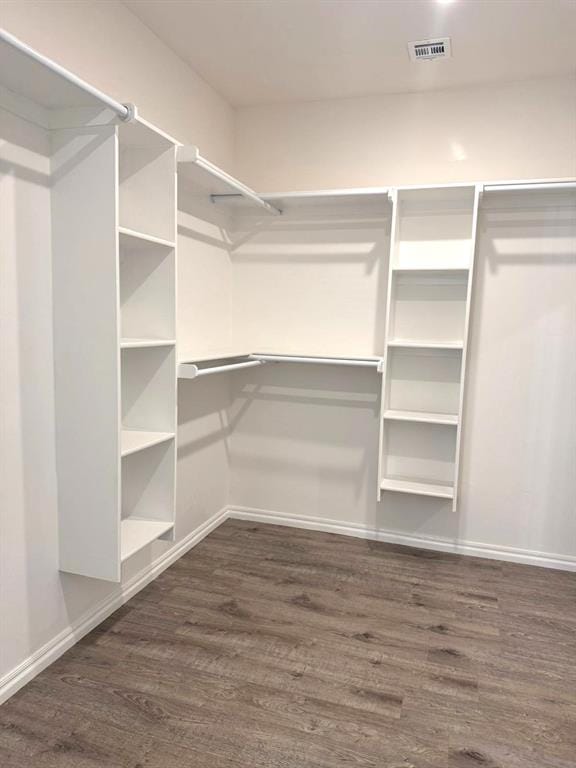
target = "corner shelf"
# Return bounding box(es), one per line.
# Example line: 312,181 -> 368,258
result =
380,477 -> 454,500
120,338 -> 176,349
120,519 -> 174,561
383,409 -> 458,426
121,430 -> 175,458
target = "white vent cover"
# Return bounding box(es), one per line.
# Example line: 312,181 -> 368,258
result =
408,38 -> 452,62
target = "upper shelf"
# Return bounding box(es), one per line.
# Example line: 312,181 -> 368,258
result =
0,30 -> 107,112
177,146 -> 282,216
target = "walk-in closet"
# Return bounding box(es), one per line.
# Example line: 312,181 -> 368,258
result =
1,2 -> 575,766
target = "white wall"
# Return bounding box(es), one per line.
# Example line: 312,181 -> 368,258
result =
1,0 -> 234,167
228,190 -> 576,566
0,1 -> 234,698
235,77 -> 576,191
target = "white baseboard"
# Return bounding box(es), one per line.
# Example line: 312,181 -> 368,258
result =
228,506 -> 576,572
0,506 -> 228,706
3,502 -> 574,706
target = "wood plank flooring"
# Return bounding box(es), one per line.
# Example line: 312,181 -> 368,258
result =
1,520 -> 575,768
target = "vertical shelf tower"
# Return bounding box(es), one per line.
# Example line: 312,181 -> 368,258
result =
55,117 -> 177,581
378,185 -> 481,510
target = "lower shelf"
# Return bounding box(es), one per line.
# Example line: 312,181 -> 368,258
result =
380,477 -> 454,500
383,409 -> 458,426
121,430 -> 175,457
121,518 -> 174,561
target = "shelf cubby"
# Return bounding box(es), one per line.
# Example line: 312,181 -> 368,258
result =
386,347 -> 462,415
389,270 -> 468,345
121,440 -> 175,561
392,186 -> 476,271
119,229 -> 175,343
381,420 -> 457,495
118,122 -> 176,243
121,345 -> 176,433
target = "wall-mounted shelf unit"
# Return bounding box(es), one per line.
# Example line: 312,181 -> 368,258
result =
378,185 -> 481,510
52,112 -> 178,581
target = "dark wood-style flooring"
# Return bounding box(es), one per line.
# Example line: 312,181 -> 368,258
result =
1,520 -> 575,768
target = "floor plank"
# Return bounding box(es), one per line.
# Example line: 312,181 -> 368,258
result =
1,520 -> 575,767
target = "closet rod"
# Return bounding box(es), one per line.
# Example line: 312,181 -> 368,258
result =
0,28 -> 135,121
178,359 -> 266,379
192,155 -> 282,216
252,354 -> 383,369
484,181 -> 576,192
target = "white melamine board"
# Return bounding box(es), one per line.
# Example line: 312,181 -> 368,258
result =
119,123 -> 176,242
383,409 -> 458,425
120,430 -> 175,457
386,348 -> 462,414
231,198 -> 391,356
389,272 -> 468,344
119,236 -> 175,340
51,124 -> 120,581
120,338 -> 176,348
394,186 -> 476,270
121,346 -> 176,433
121,440 -> 175,525
382,420 -> 457,487
387,340 -> 464,349
380,477 -> 454,499
451,185 -> 481,511
120,519 -> 174,562
118,226 -> 176,249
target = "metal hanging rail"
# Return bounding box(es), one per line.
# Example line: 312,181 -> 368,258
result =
177,146 -> 282,216
252,353 -> 383,369
0,28 -> 134,121
178,353 -> 384,380
484,181 -> 576,192
178,359 -> 266,380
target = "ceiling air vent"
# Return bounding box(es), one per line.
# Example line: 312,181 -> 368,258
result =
408,38 -> 452,62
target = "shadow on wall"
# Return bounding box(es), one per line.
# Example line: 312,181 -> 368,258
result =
227,362 -> 457,537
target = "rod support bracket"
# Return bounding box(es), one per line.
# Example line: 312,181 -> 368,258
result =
121,103 -> 138,123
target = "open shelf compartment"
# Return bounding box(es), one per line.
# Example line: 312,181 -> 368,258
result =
121,440 -> 175,561
121,345 -> 176,433
380,420 -> 457,500
119,229 -> 175,342
118,122 -> 176,242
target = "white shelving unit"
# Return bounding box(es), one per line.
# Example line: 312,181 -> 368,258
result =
48,110 -> 178,580
378,185 -> 481,510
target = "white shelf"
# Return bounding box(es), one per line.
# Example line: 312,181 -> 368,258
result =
121,430 -> 175,457
178,145 -> 281,216
120,338 -> 176,349
392,267 -> 469,274
380,477 -> 454,500
383,409 -> 458,426
178,350 -> 253,364
388,340 -> 463,350
118,226 -> 175,250
120,518 -> 174,561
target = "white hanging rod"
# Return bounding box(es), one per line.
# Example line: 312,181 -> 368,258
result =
178,147 -> 282,216
252,354 -> 383,369
484,181 -> 576,192
0,28 -> 135,121
178,359 -> 266,380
